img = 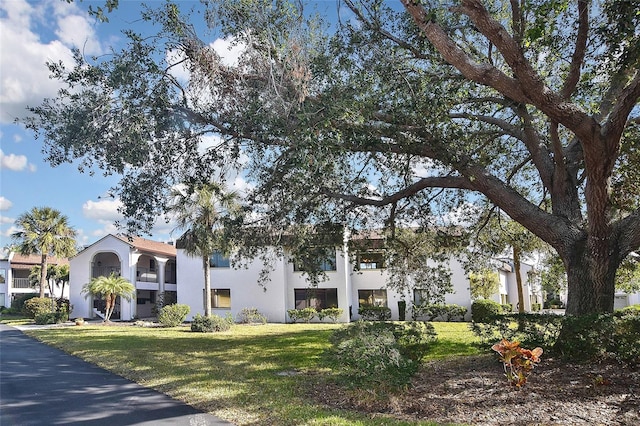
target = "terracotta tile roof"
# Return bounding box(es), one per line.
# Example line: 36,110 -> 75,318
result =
115,235 -> 177,257
10,253 -> 70,269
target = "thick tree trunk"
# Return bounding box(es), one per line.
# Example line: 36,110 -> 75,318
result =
203,256 -> 212,317
563,238 -> 619,315
39,254 -> 47,298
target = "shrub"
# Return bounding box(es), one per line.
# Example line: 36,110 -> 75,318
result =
158,304 -> 190,327
492,339 -> 543,389
12,293 -> 39,312
56,298 -> 71,321
326,321 -> 437,391
318,307 -> 344,323
287,307 -> 317,323
471,299 -> 504,323
358,305 -> 392,321
412,304 -> 467,321
501,303 -> 513,313
23,297 -> 54,318
531,303 -> 541,312
554,310 -> 640,365
470,312 -> 564,348
190,313 -> 233,332
34,312 -> 65,325
237,307 -> 267,324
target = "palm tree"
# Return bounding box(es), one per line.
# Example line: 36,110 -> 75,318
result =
12,207 -> 77,298
82,273 -> 135,322
169,182 -> 241,316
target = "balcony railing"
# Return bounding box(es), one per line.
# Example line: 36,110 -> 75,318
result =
12,278 -> 33,289
92,266 -> 121,278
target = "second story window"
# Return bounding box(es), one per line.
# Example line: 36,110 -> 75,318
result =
293,247 -> 337,272
209,251 -> 230,268
358,251 -> 385,270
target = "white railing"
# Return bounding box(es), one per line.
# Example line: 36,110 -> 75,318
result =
12,278 -> 32,289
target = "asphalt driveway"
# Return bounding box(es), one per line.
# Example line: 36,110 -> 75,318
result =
0,324 -> 231,425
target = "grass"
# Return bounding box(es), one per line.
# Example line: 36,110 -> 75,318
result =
19,322 -> 482,425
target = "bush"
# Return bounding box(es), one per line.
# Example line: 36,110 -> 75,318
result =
190,313 -> 233,332
470,313 -> 564,348
501,303 -> 513,313
237,307 -> 267,324
34,312 -> 65,325
23,297 -> 54,318
326,321 -> 437,391
531,303 -> 542,312
554,310 -> 640,365
158,304 -> 190,327
412,304 -> 467,321
358,306 -> 392,321
56,298 -> 71,321
318,307 -> 344,323
471,299 -> 504,323
287,307 -> 317,323
12,293 -> 39,312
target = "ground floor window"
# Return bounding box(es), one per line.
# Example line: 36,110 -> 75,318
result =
294,288 -> 338,310
207,288 -> 231,309
0,293 -> 5,307
358,289 -> 388,307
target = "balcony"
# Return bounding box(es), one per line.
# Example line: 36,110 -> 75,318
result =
92,266 -> 121,278
12,278 -> 32,289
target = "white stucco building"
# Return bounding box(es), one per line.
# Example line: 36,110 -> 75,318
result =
68,233 -> 544,322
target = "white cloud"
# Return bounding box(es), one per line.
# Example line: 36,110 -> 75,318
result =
0,149 -> 27,171
82,198 -> 123,222
0,0 -> 103,123
1,225 -> 20,238
0,196 -> 13,211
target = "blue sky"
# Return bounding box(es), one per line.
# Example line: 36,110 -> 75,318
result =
0,0 -> 350,247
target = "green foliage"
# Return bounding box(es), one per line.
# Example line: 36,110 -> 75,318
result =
287,307 -> 317,323
34,312 -> 66,325
237,307 -> 267,324
190,313 -> 233,332
471,313 -> 564,349
158,304 -> 190,327
23,297 -> 54,318
326,321 -> 436,391
358,305 -> 392,321
153,291 -> 178,316
12,293 -> 39,312
554,310 -> 640,365
317,307 -> 343,323
11,207 -> 77,297
411,303 -> 467,321
469,269 -> 500,300
82,273 -> 135,322
471,299 -> 504,323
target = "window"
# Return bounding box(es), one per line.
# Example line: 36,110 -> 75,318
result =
209,251 -> 230,268
0,269 -> 5,284
413,289 -> 428,306
358,289 -> 388,307
294,288 -> 338,310
358,251 -> 385,270
208,289 -> 231,309
293,247 -> 337,272
149,259 -> 156,271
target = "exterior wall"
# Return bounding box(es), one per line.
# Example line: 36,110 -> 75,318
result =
177,249 -> 290,322
69,236 -> 132,320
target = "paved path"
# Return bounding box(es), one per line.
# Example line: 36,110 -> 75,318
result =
0,324 -> 231,425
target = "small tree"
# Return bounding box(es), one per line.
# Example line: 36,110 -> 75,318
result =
469,268 -> 500,300
81,273 -> 135,322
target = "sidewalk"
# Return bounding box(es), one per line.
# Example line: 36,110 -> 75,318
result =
0,323 -> 231,425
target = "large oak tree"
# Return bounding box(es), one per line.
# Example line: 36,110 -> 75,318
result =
23,0 -> 639,315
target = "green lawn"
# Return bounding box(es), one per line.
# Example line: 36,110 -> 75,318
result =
19,322 -> 481,425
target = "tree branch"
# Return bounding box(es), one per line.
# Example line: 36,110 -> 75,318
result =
321,176 -> 475,207
561,0 -> 589,99
602,71 -> 640,143
613,208 -> 640,258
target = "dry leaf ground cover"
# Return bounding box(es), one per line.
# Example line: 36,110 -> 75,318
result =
10,319 -> 640,426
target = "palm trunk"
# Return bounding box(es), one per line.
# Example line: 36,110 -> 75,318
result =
203,256 -> 212,317
39,253 -> 47,298
105,293 -> 113,322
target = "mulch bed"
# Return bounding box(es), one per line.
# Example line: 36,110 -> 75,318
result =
311,354 -> 640,425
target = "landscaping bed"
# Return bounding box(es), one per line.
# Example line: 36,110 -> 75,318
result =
312,354 -> 640,425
